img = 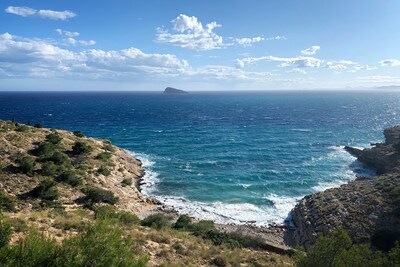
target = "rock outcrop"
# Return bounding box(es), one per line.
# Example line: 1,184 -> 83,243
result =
286,126 -> 400,249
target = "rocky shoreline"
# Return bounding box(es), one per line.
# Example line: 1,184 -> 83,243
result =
286,125 -> 400,249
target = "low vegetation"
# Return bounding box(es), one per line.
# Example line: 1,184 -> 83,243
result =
295,229 -> 400,267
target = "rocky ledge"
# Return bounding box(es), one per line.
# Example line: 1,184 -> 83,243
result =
286,126 -> 400,249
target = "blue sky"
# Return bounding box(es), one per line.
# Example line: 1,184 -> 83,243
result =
1,0 -> 400,91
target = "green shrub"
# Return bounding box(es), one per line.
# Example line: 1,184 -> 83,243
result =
58,220 -> 148,267
72,141 -> 92,155
82,186 -> 118,205
0,216 -> 12,248
95,206 -> 140,226
98,166 -> 111,176
48,151 -> 70,165
0,229 -> 58,266
57,170 -> 81,187
16,155 -> 36,174
35,142 -> 56,159
33,123 -> 42,128
41,161 -> 58,176
73,131 -> 85,138
31,179 -> 59,201
95,152 -> 112,160
121,177 -> 132,186
141,213 -> 172,229
45,132 -> 62,145
0,191 -> 16,212
189,220 -> 216,235
174,214 -> 192,229
294,229 -> 400,267
15,124 -> 28,132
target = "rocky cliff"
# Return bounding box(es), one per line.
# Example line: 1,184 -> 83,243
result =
286,126 -> 400,249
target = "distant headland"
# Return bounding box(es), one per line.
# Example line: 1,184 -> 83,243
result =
163,87 -> 188,94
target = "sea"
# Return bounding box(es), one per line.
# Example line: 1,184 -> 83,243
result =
1,90 -> 399,226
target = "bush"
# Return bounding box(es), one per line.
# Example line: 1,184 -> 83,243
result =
0,229 -> 58,266
48,151 -> 70,165
211,256 -> 227,267
0,191 -> 16,212
33,123 -> 42,128
35,142 -> 56,159
58,220 -> 148,267
103,142 -> 115,152
98,166 -> 111,176
95,206 -> 140,226
82,186 -> 119,205
73,130 -> 85,138
16,155 -> 36,174
72,141 -> 92,155
0,217 -> 11,248
95,152 -> 112,160
189,220 -> 216,235
174,214 -> 192,229
141,213 -> 172,229
45,132 -> 62,145
31,179 -> 59,201
57,169 -> 81,187
41,161 -> 58,176
121,177 -> 132,186
294,229 -> 400,267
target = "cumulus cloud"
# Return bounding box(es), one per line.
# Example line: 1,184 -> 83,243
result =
156,14 -> 224,51
300,45 -> 320,55
325,60 -> 355,71
379,59 -> 400,67
55,29 -> 96,46
5,6 -> 76,20
236,55 -> 322,69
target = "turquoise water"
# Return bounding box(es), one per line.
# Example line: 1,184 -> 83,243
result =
1,91 -> 399,225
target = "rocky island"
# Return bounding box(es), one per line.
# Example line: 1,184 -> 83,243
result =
163,87 -> 188,94
287,125 -> 400,250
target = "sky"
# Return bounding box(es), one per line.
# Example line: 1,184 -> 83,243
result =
1,0 -> 400,91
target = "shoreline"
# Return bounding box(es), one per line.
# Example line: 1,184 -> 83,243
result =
132,153 -> 291,250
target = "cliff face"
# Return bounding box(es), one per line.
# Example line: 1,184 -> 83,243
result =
286,126 -> 400,249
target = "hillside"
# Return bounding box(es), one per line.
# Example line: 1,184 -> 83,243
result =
0,120 -> 293,266
286,126 -> 400,250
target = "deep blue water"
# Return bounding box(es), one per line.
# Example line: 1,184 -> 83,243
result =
1,91 -> 399,225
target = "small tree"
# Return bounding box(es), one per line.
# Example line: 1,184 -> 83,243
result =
16,155 -> 36,174
31,179 -> 59,201
41,161 -> 58,177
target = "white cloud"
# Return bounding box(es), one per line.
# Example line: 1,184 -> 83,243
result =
235,36 -> 264,47
266,36 -> 286,41
56,29 -> 79,38
237,55 -> 322,69
5,6 -> 76,20
156,14 -> 224,51
0,32 -> 188,78
55,29 -> 95,46
379,59 -> 400,67
5,6 -> 36,17
325,60 -> 355,71
300,45 -> 320,55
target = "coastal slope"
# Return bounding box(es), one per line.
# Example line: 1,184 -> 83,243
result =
286,126 -> 400,249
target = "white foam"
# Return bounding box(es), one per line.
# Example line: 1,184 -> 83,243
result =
127,151 -> 159,195
291,128 -> 312,132
158,196 -> 296,226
